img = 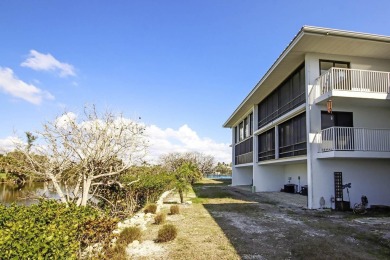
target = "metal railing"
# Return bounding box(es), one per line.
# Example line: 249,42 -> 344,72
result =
316,68 -> 390,95
318,127 -> 390,153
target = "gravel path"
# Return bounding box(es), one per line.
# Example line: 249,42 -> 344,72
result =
196,184 -> 390,259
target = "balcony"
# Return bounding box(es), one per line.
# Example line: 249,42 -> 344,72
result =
313,68 -> 390,105
316,127 -> 390,158
235,137 -> 253,165
235,152 -> 253,165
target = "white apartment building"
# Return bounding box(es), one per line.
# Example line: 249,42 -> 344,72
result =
223,26 -> 390,209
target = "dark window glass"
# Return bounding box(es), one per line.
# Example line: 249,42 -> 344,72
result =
258,128 -> 275,161
320,60 -> 350,75
235,137 -> 253,164
321,111 -> 353,129
279,113 -> 307,158
249,113 -> 253,135
258,63 -> 305,129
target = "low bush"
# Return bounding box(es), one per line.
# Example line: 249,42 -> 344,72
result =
97,166 -> 175,218
170,205 -> 180,215
117,226 -> 142,246
154,212 -> 166,225
157,224 -> 177,242
0,200 -> 118,259
144,203 -> 157,214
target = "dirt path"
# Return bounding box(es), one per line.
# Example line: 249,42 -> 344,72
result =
194,180 -> 390,259
127,179 -> 390,259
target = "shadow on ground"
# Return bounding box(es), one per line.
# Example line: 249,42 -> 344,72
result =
193,179 -> 390,260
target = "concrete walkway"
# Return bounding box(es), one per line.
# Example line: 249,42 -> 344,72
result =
233,185 -> 308,208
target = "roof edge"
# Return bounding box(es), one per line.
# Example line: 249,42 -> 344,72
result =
223,26 -> 390,128
222,26 -> 306,128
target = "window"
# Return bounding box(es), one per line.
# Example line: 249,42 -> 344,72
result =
258,128 -> 275,161
235,137 -> 253,164
279,113 -> 307,158
258,64 -> 305,129
239,122 -> 244,141
244,117 -> 250,138
235,112 -> 253,143
319,60 -> 349,75
321,111 -> 353,129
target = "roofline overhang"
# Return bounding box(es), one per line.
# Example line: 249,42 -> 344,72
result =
222,26 -> 390,128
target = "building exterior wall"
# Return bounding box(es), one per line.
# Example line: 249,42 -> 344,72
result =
232,166 -> 253,186
309,159 -> 390,208
306,52 -> 390,208
228,29 -> 390,210
253,164 -> 284,191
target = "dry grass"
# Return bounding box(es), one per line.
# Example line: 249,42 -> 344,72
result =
170,205 -> 180,215
144,203 -> 157,214
154,212 -> 166,225
128,178 -> 390,259
157,224 -> 177,242
136,180 -> 239,259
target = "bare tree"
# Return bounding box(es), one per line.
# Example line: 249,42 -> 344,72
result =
160,152 -> 215,182
15,106 -> 147,206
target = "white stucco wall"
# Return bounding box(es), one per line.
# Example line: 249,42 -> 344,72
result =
232,166 -> 253,186
253,163 -> 308,192
306,53 -> 390,209
253,164 -> 284,191
284,164 -> 307,191
310,159 -> 390,209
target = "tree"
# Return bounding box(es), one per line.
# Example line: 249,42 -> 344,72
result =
173,162 -> 199,203
160,152 -> 215,183
214,162 -> 232,175
15,106 -> 147,206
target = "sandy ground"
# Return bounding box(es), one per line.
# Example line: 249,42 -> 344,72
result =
199,184 -> 390,259
124,180 -> 390,259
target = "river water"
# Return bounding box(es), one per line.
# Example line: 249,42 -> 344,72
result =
0,181 -> 61,205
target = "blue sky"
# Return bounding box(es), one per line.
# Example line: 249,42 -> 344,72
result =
1,1 -> 389,162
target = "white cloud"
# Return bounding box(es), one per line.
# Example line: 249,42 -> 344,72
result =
0,136 -> 23,154
145,124 -> 231,164
21,50 -> 76,77
0,67 -> 54,105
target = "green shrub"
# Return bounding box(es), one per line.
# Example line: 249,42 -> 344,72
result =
154,212 -> 166,225
97,166 -> 175,218
170,205 -> 180,215
117,226 -> 142,246
0,200 -> 117,259
157,224 -> 177,242
144,203 -> 157,214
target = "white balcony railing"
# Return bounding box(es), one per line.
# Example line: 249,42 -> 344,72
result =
318,127 -> 390,153
316,68 -> 390,96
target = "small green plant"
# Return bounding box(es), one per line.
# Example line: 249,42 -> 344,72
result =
144,203 -> 157,214
154,212 -> 166,225
170,205 -> 180,215
157,224 -> 177,242
117,226 -> 142,246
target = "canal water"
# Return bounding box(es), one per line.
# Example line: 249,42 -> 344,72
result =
0,181 -> 61,205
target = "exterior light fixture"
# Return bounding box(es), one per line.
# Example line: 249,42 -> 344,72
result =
327,99 -> 333,114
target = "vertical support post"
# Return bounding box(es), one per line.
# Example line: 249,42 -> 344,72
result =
275,125 -> 279,159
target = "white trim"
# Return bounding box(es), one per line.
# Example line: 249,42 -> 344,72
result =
258,155 -> 307,165
235,163 -> 254,168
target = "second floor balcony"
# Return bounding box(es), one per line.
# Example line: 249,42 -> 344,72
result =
235,137 -> 253,165
313,68 -> 390,104
316,127 -> 390,159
